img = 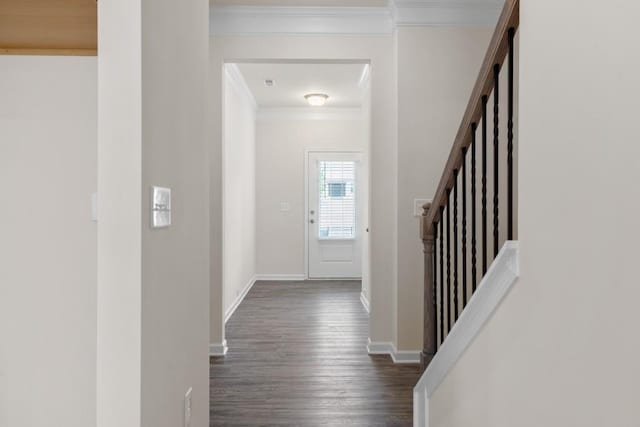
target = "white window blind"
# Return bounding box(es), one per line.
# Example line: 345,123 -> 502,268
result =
318,160 -> 356,239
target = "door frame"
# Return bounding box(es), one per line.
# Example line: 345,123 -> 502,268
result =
304,149 -> 364,280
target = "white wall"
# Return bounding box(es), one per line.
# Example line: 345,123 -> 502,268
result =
429,1 -> 640,425
255,114 -> 366,277
209,35 -> 397,348
140,0 -> 210,426
396,27 -> 493,351
210,29 -> 494,354
0,56 -> 97,427
223,66 -> 257,313
98,0 -> 210,426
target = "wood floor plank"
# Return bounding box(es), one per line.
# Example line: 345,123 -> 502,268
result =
210,280 -> 421,426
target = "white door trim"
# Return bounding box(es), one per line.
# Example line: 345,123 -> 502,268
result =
304,149 -> 364,280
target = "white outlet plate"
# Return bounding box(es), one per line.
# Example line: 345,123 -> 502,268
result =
413,198 -> 431,217
184,387 -> 192,427
280,202 -> 290,212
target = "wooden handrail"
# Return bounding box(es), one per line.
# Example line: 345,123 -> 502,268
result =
424,0 -> 519,228
420,0 -> 519,370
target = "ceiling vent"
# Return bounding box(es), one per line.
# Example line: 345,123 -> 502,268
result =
264,79 -> 274,87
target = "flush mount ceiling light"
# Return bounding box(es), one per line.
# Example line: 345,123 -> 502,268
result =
304,93 -> 329,107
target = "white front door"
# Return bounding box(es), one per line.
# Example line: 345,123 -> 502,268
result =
307,152 -> 362,279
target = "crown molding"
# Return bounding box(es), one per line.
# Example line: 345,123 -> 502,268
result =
211,6 -> 394,36
390,0 -> 502,27
210,1 -> 501,36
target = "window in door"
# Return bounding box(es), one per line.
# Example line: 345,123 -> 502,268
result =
318,160 -> 356,239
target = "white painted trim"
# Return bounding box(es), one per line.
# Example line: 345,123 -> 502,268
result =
367,339 -> 394,355
257,107 -> 362,121
224,63 -> 257,112
391,348 -> 422,364
304,150 -> 309,279
211,6 -> 394,36
224,275 -> 256,324
210,2 -> 500,36
358,64 -> 371,90
360,291 -> 370,314
413,241 -> 520,427
390,0 -> 502,27
209,340 -> 228,357
367,339 -> 421,364
254,274 -> 307,281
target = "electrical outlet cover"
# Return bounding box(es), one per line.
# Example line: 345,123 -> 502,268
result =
91,192 -> 98,222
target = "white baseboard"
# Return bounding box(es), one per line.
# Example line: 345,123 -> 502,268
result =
392,348 -> 421,364
360,291 -> 370,314
367,339 -> 394,355
209,340 -> 228,357
413,241 -> 520,427
225,275 -> 256,324
367,339 -> 421,364
254,274 -> 306,281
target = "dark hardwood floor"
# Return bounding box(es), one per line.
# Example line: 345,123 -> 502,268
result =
210,280 -> 421,426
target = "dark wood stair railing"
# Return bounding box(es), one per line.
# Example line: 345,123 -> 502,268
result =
420,0 -> 520,368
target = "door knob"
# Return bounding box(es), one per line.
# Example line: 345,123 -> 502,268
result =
310,210 -> 315,215
310,219 -> 315,224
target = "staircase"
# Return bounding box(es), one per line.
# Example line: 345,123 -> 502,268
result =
413,1 -> 520,425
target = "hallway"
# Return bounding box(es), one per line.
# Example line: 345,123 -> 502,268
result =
209,280 -> 421,425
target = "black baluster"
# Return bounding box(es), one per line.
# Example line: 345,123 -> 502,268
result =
439,207 -> 444,344
433,220 -> 438,346
453,170 -> 459,322
446,194 -> 451,332
481,96 -> 488,275
507,28 -> 515,240
471,123 -> 478,292
493,64 -> 500,258
461,148 -> 467,307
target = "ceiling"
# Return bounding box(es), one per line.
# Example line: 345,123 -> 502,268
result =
212,0 -> 387,6
211,0 -> 502,8
235,62 -> 368,109
210,0 -> 504,36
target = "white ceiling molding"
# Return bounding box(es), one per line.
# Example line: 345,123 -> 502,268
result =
256,107 -> 363,121
210,1 -> 502,35
224,63 -> 258,111
211,6 -> 394,36
390,0 -> 502,27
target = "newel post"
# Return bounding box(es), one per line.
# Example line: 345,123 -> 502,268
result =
420,202 -> 437,369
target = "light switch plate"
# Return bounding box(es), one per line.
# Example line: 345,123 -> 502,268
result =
280,202 -> 290,212
152,186 -> 171,228
413,198 -> 431,217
